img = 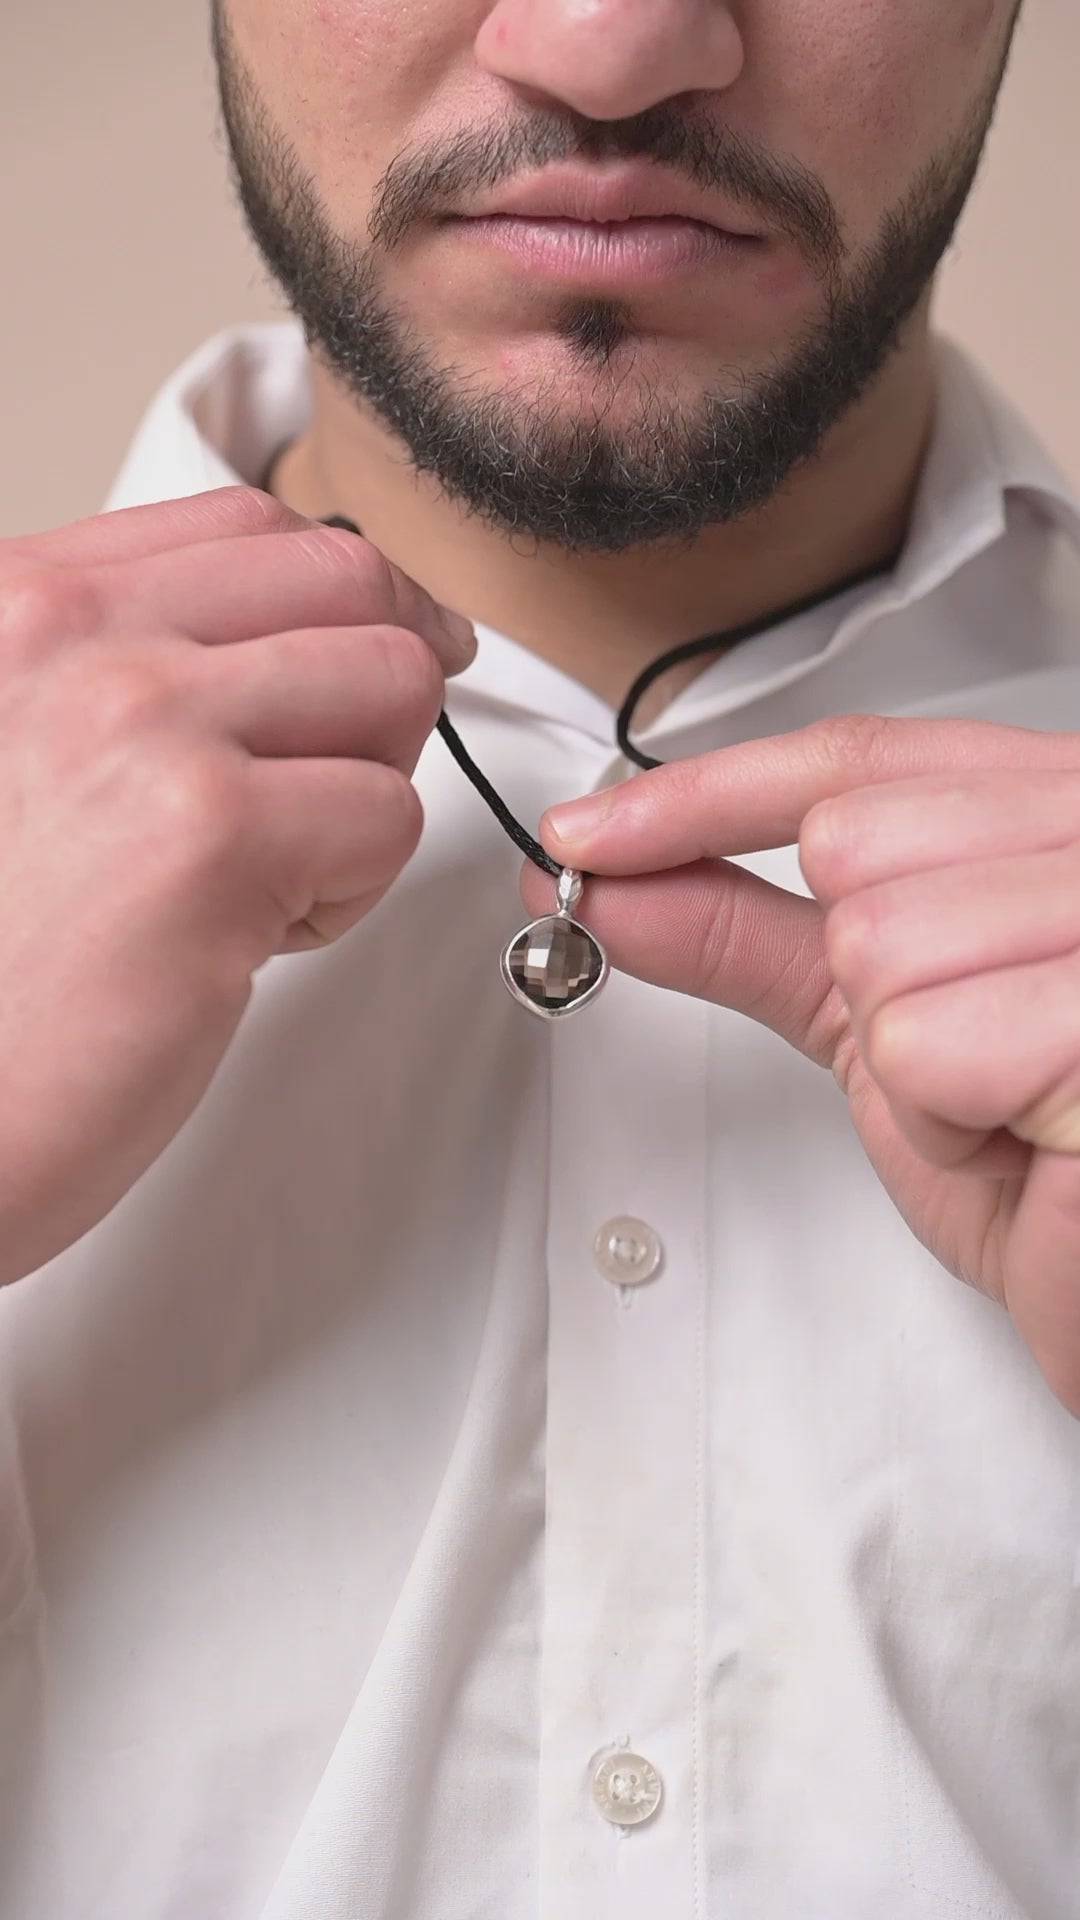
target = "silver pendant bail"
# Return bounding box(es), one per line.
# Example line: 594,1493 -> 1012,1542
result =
556,866 -> 584,914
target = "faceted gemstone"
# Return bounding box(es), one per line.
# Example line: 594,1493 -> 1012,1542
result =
504,914 -> 605,1014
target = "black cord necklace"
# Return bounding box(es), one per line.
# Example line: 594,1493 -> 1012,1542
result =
322,511 -> 899,1017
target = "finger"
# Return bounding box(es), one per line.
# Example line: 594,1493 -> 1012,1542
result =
200,623 -> 444,774
249,754 -> 423,945
524,845 -> 1035,1182
826,842 -> 1080,1022
998,1149 -> 1080,1417
802,768 -> 1080,907
540,715 -> 1080,874
859,951 -> 1080,1152
4,485 -> 307,567
520,854 -> 843,1064
859,1089 -> 1033,1178
96,525 -> 476,677
280,883 -> 399,953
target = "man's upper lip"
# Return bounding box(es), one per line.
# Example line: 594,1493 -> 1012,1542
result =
454,162 -> 764,237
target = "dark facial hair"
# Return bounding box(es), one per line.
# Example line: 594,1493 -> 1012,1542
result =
210,3 -> 1017,555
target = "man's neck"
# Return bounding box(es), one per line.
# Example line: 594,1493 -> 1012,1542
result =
266,306 -> 936,724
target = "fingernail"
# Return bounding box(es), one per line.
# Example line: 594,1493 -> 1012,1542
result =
440,606 -> 478,662
544,787 -> 617,847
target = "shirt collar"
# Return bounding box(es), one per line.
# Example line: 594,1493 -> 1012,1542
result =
104,320 -> 1080,748
104,323 -> 314,512
634,334 -> 1080,755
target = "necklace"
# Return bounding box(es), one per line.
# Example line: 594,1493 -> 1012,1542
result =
321,513 -> 898,1019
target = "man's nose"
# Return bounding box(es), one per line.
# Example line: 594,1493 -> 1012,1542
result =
474,0 -> 745,121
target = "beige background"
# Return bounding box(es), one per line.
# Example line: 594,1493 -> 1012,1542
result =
1,1 -> 1077,539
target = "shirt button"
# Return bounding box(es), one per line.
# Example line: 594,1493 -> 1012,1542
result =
591,1751 -> 664,1827
592,1216 -> 663,1288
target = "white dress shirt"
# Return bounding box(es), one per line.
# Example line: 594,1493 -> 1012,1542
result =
2,320 -> 1080,1920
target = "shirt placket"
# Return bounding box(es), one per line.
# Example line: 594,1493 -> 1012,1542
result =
539,963 -> 711,1919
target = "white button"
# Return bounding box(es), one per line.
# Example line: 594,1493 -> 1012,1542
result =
592,1216 -> 663,1288
592,1751 -> 664,1826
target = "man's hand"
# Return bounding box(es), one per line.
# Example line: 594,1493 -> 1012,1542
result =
528,715 -> 1080,1417
0,486 -> 475,1286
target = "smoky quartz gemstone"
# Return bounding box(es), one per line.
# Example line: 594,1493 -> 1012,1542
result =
503,914 -> 606,1016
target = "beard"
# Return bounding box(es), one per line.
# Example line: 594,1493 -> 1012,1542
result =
211,4 -> 1016,555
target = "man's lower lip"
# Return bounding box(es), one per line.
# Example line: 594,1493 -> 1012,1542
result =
446,215 -> 762,283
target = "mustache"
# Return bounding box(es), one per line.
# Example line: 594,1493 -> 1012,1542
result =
370,106 -> 843,274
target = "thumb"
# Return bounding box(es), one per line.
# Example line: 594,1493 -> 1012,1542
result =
519,855 -> 844,1064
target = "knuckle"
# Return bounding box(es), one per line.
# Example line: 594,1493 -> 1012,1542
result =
641,758 -> 714,858
824,894 -> 881,986
675,754 -> 715,815
370,762 -> 425,855
145,749 -> 245,859
812,711 -> 898,784
349,538 -> 396,602
295,524 -> 394,602
863,999 -> 922,1098
85,657 -> 178,740
371,624 -> 444,722
210,485 -> 301,535
0,565 -> 103,654
685,870 -> 742,999
817,997 -> 860,1087
799,795 -> 852,895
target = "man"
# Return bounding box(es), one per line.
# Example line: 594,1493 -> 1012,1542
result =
1,0 -> 1078,1914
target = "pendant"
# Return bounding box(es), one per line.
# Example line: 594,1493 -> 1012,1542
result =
501,867 -> 609,1020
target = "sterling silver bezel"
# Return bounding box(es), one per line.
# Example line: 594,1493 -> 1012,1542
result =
500,912 -> 610,1020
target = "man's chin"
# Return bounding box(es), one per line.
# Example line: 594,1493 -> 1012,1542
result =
450,339 -> 731,430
